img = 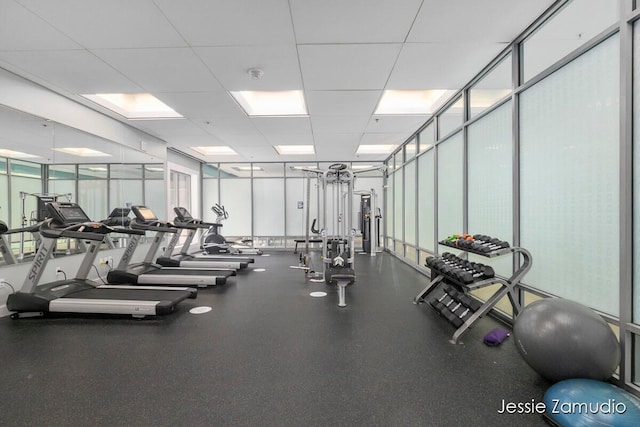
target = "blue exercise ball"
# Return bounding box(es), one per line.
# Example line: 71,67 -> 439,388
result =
544,378 -> 640,427
514,298 -> 619,382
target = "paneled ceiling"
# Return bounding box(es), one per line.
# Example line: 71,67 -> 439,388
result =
0,0 -> 555,163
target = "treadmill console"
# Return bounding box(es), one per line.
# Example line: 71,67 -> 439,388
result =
174,207 -> 193,221
47,202 -> 92,225
132,205 -> 159,223
104,207 -> 131,226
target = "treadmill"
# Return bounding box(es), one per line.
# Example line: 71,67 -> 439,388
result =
0,220 -> 17,264
106,206 -> 238,287
100,207 -> 132,250
155,207 -> 255,268
6,202 -> 197,319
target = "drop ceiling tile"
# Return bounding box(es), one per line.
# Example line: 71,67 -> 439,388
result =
0,50 -> 142,93
92,48 -> 223,92
251,117 -> 311,134
17,0 -> 186,48
314,133 -> 362,147
290,0 -> 422,43
154,0 -> 295,46
195,116 -> 260,136
217,133 -> 270,147
359,132 -> 410,145
386,43 -> 507,89
298,44 -> 402,90
306,90 -> 381,116
263,133 -> 314,146
134,119 -> 210,138
314,133 -> 362,161
233,145 -> 280,161
194,45 -> 303,91
311,115 -> 370,134
0,1 -> 80,50
366,115 -> 428,133
156,92 -> 245,119
408,0 -> 554,43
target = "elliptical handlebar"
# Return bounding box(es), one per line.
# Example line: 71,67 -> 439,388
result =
212,204 -> 229,222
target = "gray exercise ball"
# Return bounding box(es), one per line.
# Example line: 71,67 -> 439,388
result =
513,298 -> 619,382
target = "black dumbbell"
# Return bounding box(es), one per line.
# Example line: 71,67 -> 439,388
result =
458,294 -> 483,312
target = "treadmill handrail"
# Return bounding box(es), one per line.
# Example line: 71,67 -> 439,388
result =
39,218 -> 110,241
2,223 -> 42,235
130,218 -> 178,234
173,219 -> 211,229
173,207 -> 219,229
109,226 -> 146,236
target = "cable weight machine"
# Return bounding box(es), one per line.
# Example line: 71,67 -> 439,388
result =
18,192 -> 72,259
294,163 -> 385,306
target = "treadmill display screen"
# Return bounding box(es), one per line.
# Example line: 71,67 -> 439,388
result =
52,205 -> 91,224
174,207 -> 193,221
107,207 -> 130,218
134,206 -> 158,222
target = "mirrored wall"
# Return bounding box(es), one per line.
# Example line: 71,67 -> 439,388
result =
0,104 -> 167,263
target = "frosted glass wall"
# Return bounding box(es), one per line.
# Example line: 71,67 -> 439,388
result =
202,179 -> 219,223
47,180 -> 75,204
0,175 -> 8,225
634,20 -> 640,322
10,176 -> 41,229
393,169 -> 403,243
219,179 -> 252,237
386,172 -> 394,244
404,160 -> 416,246
420,123 -> 435,152
417,149 -> 435,252
469,55 -> 511,119
144,180 -> 166,222
468,101 -> 513,277
286,178 -> 306,236
436,132 -> 464,242
253,179 -> 284,236
520,35 -> 620,315
522,0 -> 619,82
78,180 -> 107,222
109,180 -> 143,212
438,98 -> 464,138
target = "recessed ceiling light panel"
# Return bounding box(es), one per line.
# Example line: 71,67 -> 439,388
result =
374,90 -> 455,115
54,147 -> 110,157
82,93 -> 183,120
231,91 -> 308,116
191,146 -> 238,156
274,145 -> 315,155
0,149 -> 39,159
356,145 -> 397,154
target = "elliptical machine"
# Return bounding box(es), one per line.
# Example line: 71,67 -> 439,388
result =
200,204 -> 263,255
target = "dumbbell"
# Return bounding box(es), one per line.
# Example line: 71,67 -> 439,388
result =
447,288 -> 462,300
444,303 -> 465,327
452,303 -> 468,317
458,294 -> 483,312
433,293 -> 454,311
427,290 -> 448,308
458,264 -> 495,284
472,236 -> 510,251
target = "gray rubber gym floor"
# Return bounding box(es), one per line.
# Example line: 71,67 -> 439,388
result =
0,251 -> 549,426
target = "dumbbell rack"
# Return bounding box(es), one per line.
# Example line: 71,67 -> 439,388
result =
413,239 -> 532,344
